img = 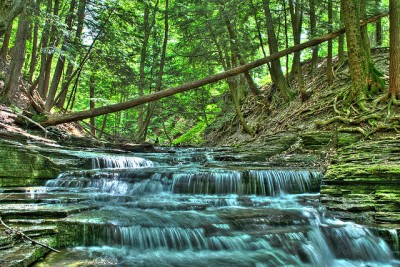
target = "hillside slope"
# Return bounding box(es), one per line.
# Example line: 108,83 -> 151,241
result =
205,48 -> 400,236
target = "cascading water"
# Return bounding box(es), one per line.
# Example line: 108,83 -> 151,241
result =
36,148 -> 399,267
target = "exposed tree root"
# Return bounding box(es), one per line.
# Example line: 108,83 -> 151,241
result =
338,126 -> 367,136
367,123 -> 400,136
373,92 -> 390,108
315,113 -> 380,127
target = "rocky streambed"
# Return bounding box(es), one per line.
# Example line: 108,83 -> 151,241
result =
0,130 -> 399,266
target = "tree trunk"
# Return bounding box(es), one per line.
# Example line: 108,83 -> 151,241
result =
327,0 -> 333,84
56,0 -> 86,109
0,0 -> 25,37
224,16 -> 261,97
40,0 -> 60,101
37,0 -> 52,98
40,12 -> 388,126
389,0 -> 400,98
98,115 -> 108,139
136,0 -> 166,142
89,75 -> 96,136
226,26 -> 254,135
250,0 -> 267,58
341,0 -> 369,109
375,0 -> 382,47
309,0 -> 318,69
359,0 -> 371,62
0,21 -> 12,60
137,5 -> 151,133
28,0 -> 41,83
229,77 -> 254,135
338,8 -> 345,65
283,0 -> 289,77
289,0 -> 303,80
1,7 -> 30,105
45,0 -> 76,112
262,0 -> 291,101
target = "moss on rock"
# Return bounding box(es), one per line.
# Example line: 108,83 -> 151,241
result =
0,140 -> 60,187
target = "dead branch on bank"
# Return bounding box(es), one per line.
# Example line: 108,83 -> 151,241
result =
0,217 -> 60,253
0,106 -> 49,137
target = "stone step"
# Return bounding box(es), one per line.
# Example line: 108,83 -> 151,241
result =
0,204 -> 98,220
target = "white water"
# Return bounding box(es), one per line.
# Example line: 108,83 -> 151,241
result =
38,149 -> 399,267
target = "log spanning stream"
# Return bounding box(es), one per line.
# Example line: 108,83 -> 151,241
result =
22,147 -> 399,266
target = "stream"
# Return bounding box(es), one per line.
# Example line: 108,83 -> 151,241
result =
29,147 -> 399,266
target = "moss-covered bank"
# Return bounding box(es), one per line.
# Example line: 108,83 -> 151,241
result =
0,140 -> 61,187
321,136 -> 400,226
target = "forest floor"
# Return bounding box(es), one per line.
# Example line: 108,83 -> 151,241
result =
205,47 -> 393,147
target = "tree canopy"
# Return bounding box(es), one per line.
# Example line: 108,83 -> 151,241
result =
0,0 -> 395,145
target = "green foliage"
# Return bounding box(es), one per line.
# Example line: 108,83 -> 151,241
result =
173,121 -> 207,146
1,0 -> 392,142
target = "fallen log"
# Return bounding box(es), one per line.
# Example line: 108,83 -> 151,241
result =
40,12 -> 388,126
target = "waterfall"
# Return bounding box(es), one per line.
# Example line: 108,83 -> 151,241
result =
91,156 -> 155,169
247,170 -> 321,196
172,171 -> 242,194
171,170 -> 321,195
38,150 -> 398,267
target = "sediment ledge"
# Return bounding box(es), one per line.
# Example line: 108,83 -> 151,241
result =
321,136 -> 400,229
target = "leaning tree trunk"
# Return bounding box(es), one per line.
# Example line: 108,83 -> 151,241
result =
341,0 -> 369,109
389,0 -> 400,99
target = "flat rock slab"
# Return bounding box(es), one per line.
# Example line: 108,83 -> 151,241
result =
0,204 -> 98,219
0,193 -> 85,204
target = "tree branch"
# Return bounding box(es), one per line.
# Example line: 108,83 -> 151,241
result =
0,217 -> 60,253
